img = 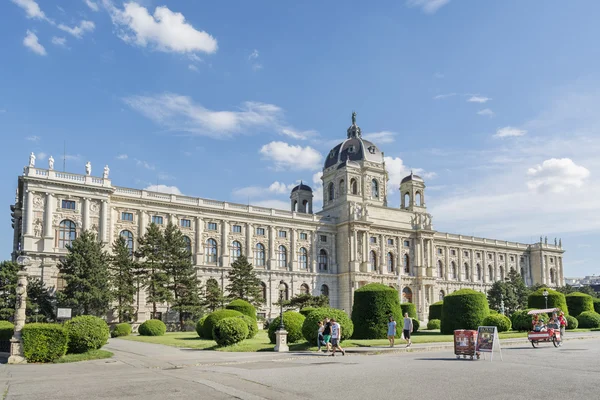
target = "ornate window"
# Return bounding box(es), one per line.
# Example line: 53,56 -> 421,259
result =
351,178 -> 358,195
58,219 -> 77,249
371,179 -> 379,198
415,192 -> 422,206
439,290 -> 445,301
231,225 -> 242,233
277,245 -> 287,268
402,287 -> 413,303
550,268 -> 556,284
180,219 -> 191,228
299,247 -> 308,269
255,243 -> 265,266
152,216 -> 163,225
56,274 -> 66,291
464,263 -> 470,281
260,282 -> 267,303
121,212 -> 133,221
61,200 -> 76,210
207,222 -> 217,231
318,249 -> 328,271
205,239 -> 217,263
278,230 -> 287,238
451,261 -> 457,279
300,283 -> 310,295
299,232 -> 308,240
339,179 -> 345,195
281,282 -> 289,300
499,266 -> 505,281
369,250 -> 377,272
256,227 -> 265,235
321,284 -> 329,297
120,230 -> 134,256
328,182 -> 335,201
477,264 -> 482,281
438,260 -> 444,278
488,265 -> 494,281
387,252 -> 394,273
231,240 -> 242,261
403,254 -> 410,274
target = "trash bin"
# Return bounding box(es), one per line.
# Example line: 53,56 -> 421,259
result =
454,329 -> 480,360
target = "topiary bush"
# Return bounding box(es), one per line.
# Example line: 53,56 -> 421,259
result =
565,315 -> 578,330
482,314 -> 512,332
576,311 -> 600,329
202,309 -> 243,339
138,319 -> 167,337
111,323 -> 132,338
412,318 -> 420,333
237,315 -> 258,339
226,299 -> 257,320
212,317 -> 249,347
22,323 -> 68,362
302,308 -> 354,343
593,298 -> 600,314
566,293 -> 594,317
196,315 -> 209,338
441,289 -> 490,334
528,288 -> 568,315
300,307 -> 317,317
351,283 -> 402,339
428,301 -> 443,321
65,315 -> 110,354
511,309 -> 549,331
401,303 -> 418,319
268,311 -> 305,344
427,319 -> 441,330
0,321 -> 14,341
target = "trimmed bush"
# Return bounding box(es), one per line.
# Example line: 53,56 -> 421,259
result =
65,316 -> 110,354
300,307 -> 317,317
593,298 -> 600,314
576,311 -> 600,329
427,319 -> 441,330
0,321 -> 14,341
565,315 -> 578,330
527,288 -> 568,315
238,315 -> 258,339
482,314 -> 512,332
202,309 -> 243,339
566,293 -> 594,317
511,309 -> 549,332
412,318 -> 420,333
401,303 -> 418,319
138,319 -> 167,337
302,308 -> 354,343
22,323 -> 68,362
196,315 -> 209,338
428,301 -> 443,321
111,323 -> 132,338
490,309 -> 498,315
351,283 -> 402,339
441,289 -> 490,334
226,299 -> 257,319
268,311 -> 305,344
213,317 -> 248,347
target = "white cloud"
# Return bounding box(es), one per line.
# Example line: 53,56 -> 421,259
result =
406,0 -> 450,14
252,199 -> 289,210
37,152 -> 47,161
105,1 -> 218,54
116,154 -> 128,160
84,0 -> 99,12
467,96 -> 491,103
259,141 -> 322,171
232,181 -> 296,199
384,156 -> 436,194
23,30 -> 46,56
188,53 -> 202,63
477,108 -> 495,117
26,135 -> 41,142
249,49 -> 259,60
433,93 -> 456,100
280,127 -> 317,140
527,158 -> 590,193
494,126 -> 527,138
58,20 -> 95,38
188,64 -> 199,72
135,159 -> 155,170
64,154 -> 82,161
144,184 -> 181,195
51,36 -> 67,47
363,131 -> 396,144
11,0 -> 49,21
248,49 -> 262,70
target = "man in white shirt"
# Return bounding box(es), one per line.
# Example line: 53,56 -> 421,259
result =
330,318 -> 346,356
403,313 -> 413,348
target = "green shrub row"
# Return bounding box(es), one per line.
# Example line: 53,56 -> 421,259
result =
482,314 -> 512,332
65,316 -> 110,354
0,321 -> 14,341
527,288 -> 568,315
576,311 -> 600,329
593,298 -> 600,314
427,319 -> 441,330
22,323 -> 69,363
565,293 -> 594,317
428,301 -> 443,321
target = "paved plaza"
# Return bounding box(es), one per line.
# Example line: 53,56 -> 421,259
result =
1,334 -> 599,400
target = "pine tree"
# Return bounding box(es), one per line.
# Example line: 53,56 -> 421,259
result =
58,230 -> 112,317
226,255 -> 262,306
0,261 -> 19,320
163,223 -> 202,331
135,223 -> 171,318
204,278 -> 225,312
26,278 -> 55,322
110,236 -> 137,322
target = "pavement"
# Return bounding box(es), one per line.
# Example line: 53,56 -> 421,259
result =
1,331 -> 599,399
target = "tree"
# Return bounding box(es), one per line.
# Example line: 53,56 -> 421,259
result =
0,261 -> 19,320
136,223 -> 170,318
226,255 -> 262,306
204,278 -> 225,312
109,236 -> 137,322
278,293 -> 329,310
58,230 -> 112,317
26,278 -> 55,322
575,285 -> 598,298
487,270 -> 529,316
162,223 -> 202,330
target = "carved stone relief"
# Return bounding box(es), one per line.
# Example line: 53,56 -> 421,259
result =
33,195 -> 44,210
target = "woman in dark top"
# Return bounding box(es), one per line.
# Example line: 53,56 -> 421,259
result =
322,318 -> 332,352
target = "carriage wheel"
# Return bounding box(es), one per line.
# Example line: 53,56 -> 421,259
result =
531,340 -> 538,348
552,336 -> 558,348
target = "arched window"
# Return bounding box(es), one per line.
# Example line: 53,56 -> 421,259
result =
255,243 -> 265,267
477,264 -> 482,281
403,254 -> 410,274
120,230 -> 134,256
298,247 -> 308,269
387,252 -> 394,273
292,200 -> 297,212
369,250 -> 377,272
402,287 -> 413,303
205,239 -> 217,263
321,284 -> 329,297
438,260 -> 444,278
439,290 -> 445,301
464,263 -> 470,281
260,282 -> 267,303
488,265 -> 494,281
520,267 -> 525,278
371,179 -> 379,198
351,178 -> 358,195
58,219 -> 77,249
277,245 -> 287,269
404,193 -> 411,207
328,182 -> 335,201
499,266 -> 505,281
231,240 -> 242,261
318,249 -> 328,271
550,268 -> 556,284
281,282 -> 289,300
339,179 -> 345,195
183,235 -> 192,256
451,261 -> 457,279
416,192 -> 422,206
300,283 -> 310,295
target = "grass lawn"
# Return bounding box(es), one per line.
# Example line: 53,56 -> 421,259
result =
55,349 -> 114,363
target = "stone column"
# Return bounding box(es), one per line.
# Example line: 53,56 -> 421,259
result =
25,190 -> 34,236
99,200 -> 109,243
363,231 -> 369,270
268,226 -> 275,270
311,231 -> 317,272
83,198 -> 90,231
458,250 -> 463,282
195,217 -> 203,263
379,234 -> 385,274
221,220 -> 229,267
444,246 -> 450,281
290,229 -> 297,271
43,193 -> 54,250
246,223 -> 253,260
139,210 -> 147,236
331,233 -> 337,274
8,271 -> 28,364
471,251 -> 476,282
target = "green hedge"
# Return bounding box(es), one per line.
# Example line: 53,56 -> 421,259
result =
22,323 -> 68,363
401,303 -> 418,319
565,293 -> 594,317
226,299 -> 257,319
427,319 -> 441,330
213,317 -> 248,347
428,301 -> 443,321
111,323 -> 132,338
138,319 -> 167,336
65,316 -> 110,354
593,298 -> 600,314
565,315 -> 578,330
441,289 -> 489,334
299,307 -> 317,317
351,283 -> 402,339
268,311 -> 305,344
302,308 -> 354,342
576,311 -> 600,329
412,318 -> 420,333
527,288 -> 568,315
196,315 -> 209,338
0,321 -> 14,341
511,309 -> 549,332
202,310 -> 243,339
237,315 -> 258,339
482,314 -> 512,332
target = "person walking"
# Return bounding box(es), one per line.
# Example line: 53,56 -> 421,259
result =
330,318 -> 345,356
387,316 -> 397,347
558,311 -> 568,346
322,318 -> 332,353
402,313 -> 413,348
317,321 -> 325,352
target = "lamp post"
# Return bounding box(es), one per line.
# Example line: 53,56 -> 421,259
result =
274,280 -> 289,352
543,289 -> 549,309
9,254 -> 31,364
278,280 -> 286,331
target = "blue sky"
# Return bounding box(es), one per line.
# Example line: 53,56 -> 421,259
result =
1,0 -> 599,277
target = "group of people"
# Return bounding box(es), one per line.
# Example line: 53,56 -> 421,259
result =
387,313 -> 413,348
532,311 -> 567,345
317,317 -> 346,356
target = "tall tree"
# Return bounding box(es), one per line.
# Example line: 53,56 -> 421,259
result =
110,236 -> 137,322
58,230 -> 112,317
135,223 -> 170,318
204,278 -> 225,312
487,269 -> 529,316
0,261 -> 19,320
26,278 -> 55,322
280,293 -> 329,311
162,223 -> 202,330
226,255 -> 262,306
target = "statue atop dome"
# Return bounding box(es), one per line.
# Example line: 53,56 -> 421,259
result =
352,111 -> 357,125
347,111 -> 362,138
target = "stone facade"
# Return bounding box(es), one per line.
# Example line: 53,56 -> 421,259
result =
10,116 -> 566,322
